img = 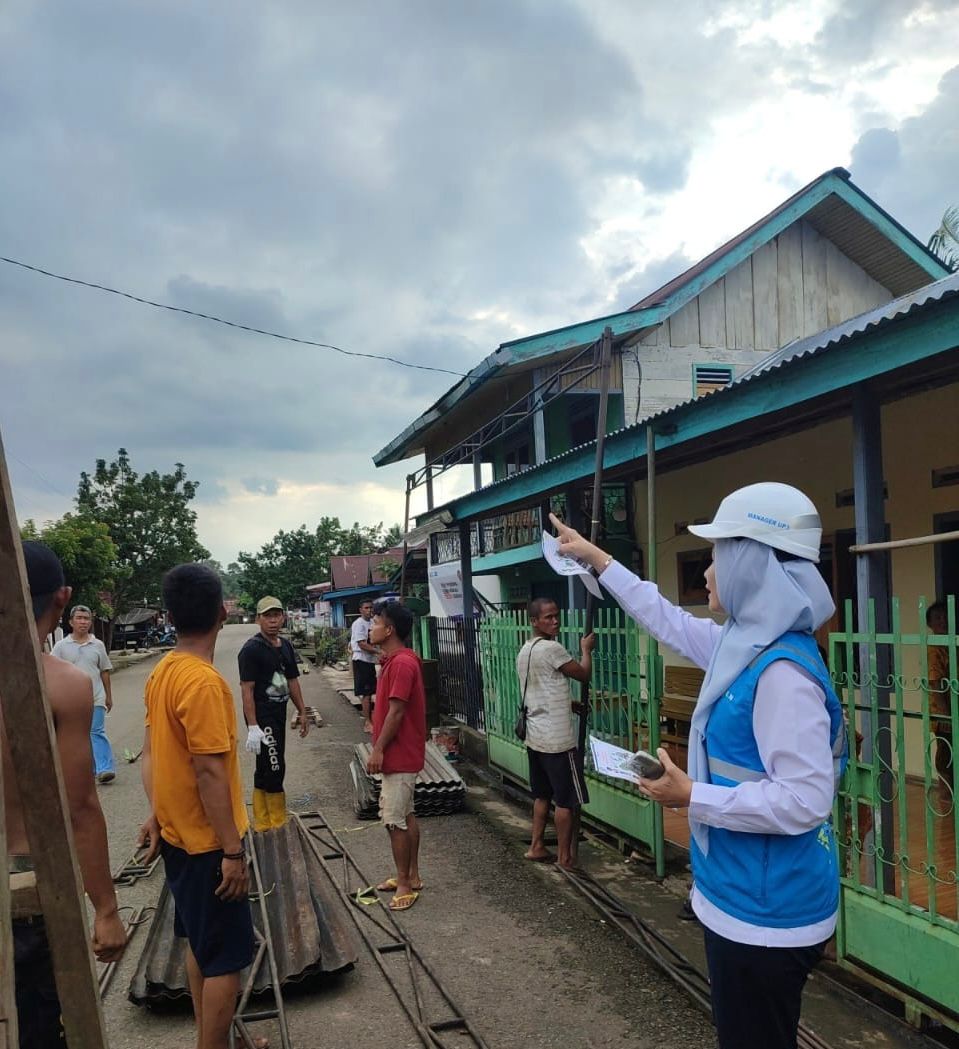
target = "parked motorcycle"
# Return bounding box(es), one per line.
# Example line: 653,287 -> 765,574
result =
141,625 -> 176,649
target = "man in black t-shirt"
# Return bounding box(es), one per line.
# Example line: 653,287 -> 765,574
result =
239,596 -> 310,830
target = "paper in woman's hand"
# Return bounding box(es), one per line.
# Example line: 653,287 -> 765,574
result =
542,531 -> 602,598
588,736 -> 665,783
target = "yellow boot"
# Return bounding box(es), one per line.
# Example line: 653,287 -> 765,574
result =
252,788 -> 271,832
266,790 -> 288,829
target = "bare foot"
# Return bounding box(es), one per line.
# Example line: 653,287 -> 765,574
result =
524,849 -> 555,863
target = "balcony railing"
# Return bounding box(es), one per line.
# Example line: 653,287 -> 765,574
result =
431,507 -> 543,564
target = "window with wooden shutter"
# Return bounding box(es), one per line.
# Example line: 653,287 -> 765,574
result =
693,364 -> 733,397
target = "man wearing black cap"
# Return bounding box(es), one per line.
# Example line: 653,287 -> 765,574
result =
5,542 -> 126,1047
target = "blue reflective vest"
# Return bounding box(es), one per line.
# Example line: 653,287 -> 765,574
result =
690,631 -> 848,929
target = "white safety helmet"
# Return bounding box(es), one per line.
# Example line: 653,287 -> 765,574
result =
688,482 -> 822,562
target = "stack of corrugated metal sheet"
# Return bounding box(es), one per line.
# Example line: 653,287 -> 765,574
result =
129,819 -> 358,1005
351,741 -> 466,819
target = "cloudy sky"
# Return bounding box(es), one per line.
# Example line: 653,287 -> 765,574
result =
2,0 -> 957,564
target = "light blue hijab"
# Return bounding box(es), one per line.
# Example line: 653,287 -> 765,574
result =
686,537 -> 835,854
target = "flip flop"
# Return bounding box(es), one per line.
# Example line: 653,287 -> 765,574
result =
389,891 -> 419,911
377,877 -> 425,892
524,852 -> 556,863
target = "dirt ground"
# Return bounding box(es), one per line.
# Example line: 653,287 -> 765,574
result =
96,623 -> 718,1049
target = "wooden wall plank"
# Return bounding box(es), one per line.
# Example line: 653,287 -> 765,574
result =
639,323 -> 666,346
724,258 -> 754,349
668,298 -> 700,347
802,220 -> 828,336
826,239 -> 892,326
777,223 -> 804,346
825,239 -> 848,327
0,429 -> 108,1049
698,279 -> 726,347
751,240 -> 779,349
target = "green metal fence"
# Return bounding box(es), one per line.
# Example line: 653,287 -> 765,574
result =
446,595 -> 959,1025
830,595 -> 959,1022
479,608 -> 665,874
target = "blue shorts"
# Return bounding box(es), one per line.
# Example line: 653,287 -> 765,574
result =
161,839 -> 255,978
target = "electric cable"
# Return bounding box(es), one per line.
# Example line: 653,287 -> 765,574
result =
0,254 -> 468,378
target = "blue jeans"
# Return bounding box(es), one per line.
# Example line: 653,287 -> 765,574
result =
91,705 -> 115,775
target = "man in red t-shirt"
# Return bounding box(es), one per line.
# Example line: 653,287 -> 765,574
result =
366,600 -> 426,911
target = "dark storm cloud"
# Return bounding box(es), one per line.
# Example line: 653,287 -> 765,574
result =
614,250 -> 695,311
1,0 -> 955,560
848,65 -> 959,240
813,0 -> 958,63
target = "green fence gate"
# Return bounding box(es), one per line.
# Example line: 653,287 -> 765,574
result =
831,596 -> 959,1026
479,608 -> 665,875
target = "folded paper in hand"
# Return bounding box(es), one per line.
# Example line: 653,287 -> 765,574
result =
588,736 -> 664,784
541,531 -> 602,599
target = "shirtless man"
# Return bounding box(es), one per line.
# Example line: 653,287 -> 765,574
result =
3,541 -> 126,1047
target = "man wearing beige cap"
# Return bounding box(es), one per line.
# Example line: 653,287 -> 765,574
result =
238,597 -> 309,830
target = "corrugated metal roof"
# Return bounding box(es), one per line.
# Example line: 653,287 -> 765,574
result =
351,742 -> 467,819
427,270 -> 959,520
129,820 -> 358,1005
330,555 -> 371,590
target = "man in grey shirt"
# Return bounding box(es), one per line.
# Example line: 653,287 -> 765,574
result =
516,597 -> 593,869
52,605 -> 116,782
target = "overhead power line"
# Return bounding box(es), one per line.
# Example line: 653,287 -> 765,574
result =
0,254 -> 468,378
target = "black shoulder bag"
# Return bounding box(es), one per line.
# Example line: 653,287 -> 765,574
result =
514,638 -> 543,742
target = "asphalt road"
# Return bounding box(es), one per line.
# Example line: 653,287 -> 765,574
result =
95,624 -> 718,1049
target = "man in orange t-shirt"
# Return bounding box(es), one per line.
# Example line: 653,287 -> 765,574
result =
138,564 -> 253,1049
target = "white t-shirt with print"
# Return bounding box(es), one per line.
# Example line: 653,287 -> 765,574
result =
516,638 -> 576,754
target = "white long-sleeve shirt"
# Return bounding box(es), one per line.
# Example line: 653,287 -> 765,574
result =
600,559 -> 837,946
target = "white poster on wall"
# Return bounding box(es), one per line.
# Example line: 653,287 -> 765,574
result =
428,562 -> 466,617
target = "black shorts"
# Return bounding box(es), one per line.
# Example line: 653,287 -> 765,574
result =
527,747 -> 589,810
161,840 -> 255,978
13,917 -> 64,1049
352,660 -> 377,698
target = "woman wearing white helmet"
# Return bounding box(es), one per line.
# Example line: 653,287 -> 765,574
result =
550,482 -> 847,1049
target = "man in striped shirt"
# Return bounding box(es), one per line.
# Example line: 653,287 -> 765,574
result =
516,598 -> 593,869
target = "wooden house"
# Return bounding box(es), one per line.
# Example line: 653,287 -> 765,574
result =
376,168 -> 949,614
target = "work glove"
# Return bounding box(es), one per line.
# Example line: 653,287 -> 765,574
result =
245,725 -> 266,754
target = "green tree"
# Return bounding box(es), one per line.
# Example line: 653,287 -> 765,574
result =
76,448 -> 209,612
200,558 -> 247,604
928,206 -> 959,271
235,516 -> 402,610
20,513 -> 123,618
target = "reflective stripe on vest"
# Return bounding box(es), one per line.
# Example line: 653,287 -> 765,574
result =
706,757 -> 767,784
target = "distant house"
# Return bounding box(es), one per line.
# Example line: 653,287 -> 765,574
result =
305,581 -> 332,624
321,547 -> 427,627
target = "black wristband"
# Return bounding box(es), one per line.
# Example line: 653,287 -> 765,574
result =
222,849 -> 245,861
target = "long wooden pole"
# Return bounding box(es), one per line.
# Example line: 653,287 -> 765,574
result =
399,474 -> 413,599
577,327 -> 613,760
0,429 -> 109,1047
850,529 -> 959,554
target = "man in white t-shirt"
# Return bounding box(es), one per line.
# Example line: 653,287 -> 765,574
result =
515,598 -> 593,869
51,604 -> 116,783
350,600 -> 379,733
